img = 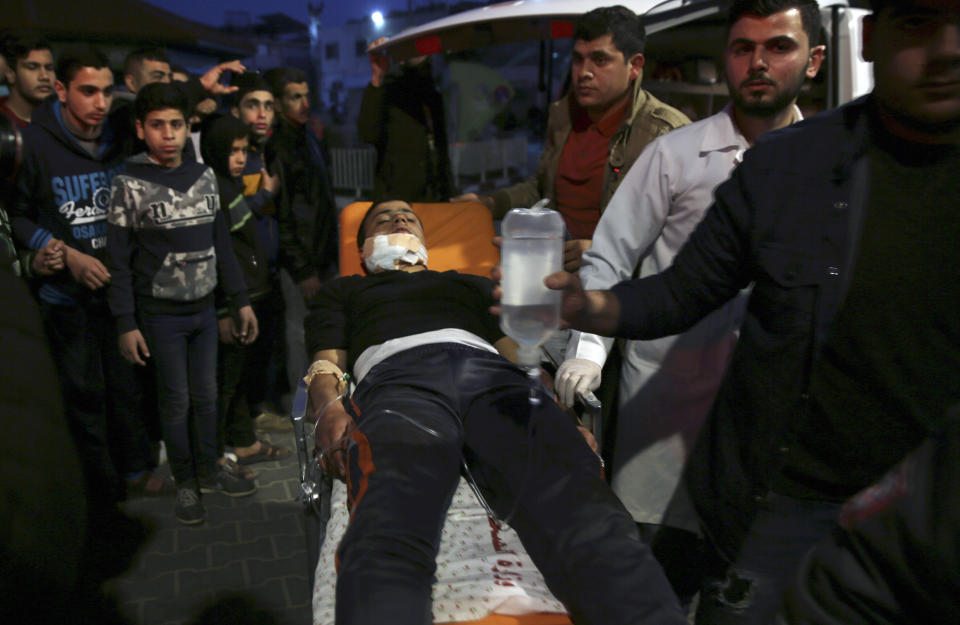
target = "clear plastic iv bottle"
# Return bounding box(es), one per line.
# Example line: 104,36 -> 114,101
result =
499,202 -> 564,370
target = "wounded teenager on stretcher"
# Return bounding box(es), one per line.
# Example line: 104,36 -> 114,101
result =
303,200 -> 683,625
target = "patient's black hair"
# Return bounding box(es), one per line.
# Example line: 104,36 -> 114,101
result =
357,199 -> 421,250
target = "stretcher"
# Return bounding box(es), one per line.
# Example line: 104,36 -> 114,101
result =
292,201 -> 595,625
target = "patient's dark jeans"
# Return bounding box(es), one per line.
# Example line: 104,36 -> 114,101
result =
335,343 -> 685,625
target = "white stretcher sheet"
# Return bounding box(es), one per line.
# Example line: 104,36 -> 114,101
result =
313,478 -> 567,624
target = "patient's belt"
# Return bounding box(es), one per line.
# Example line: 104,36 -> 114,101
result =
362,233 -> 428,273
353,329 -> 497,383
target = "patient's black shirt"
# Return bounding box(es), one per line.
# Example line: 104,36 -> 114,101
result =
305,269 -> 504,370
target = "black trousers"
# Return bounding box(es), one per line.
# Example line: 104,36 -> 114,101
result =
335,343 -> 684,625
216,292 -> 284,453
40,300 -> 152,502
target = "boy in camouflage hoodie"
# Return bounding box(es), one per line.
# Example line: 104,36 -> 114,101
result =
106,83 -> 258,525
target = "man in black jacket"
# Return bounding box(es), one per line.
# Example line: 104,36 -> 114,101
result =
357,38 -> 452,201
547,1 -> 960,622
264,66 -> 339,399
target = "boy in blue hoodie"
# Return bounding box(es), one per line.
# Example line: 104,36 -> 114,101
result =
106,83 -> 258,525
9,44 -> 161,506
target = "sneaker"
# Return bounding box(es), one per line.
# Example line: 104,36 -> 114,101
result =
199,466 -> 257,497
175,485 -> 205,525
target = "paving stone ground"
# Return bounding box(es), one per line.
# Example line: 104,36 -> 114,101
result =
108,427 -> 313,625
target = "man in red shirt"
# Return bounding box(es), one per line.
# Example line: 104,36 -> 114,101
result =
454,6 -> 689,271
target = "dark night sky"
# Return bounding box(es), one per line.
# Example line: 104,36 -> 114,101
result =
143,0 -> 415,29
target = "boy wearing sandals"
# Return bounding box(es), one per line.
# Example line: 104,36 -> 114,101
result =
200,114 -> 291,467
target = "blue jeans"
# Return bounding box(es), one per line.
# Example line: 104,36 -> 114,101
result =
695,492 -> 842,625
140,306 -> 219,484
40,300 -> 152,502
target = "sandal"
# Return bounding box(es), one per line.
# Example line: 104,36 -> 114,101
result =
236,440 -> 292,465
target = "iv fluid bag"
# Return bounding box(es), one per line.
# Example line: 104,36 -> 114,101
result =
499,204 -> 563,365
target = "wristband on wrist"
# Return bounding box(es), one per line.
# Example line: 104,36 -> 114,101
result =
303,359 -> 350,393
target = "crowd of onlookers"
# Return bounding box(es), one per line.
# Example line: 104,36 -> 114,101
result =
2,0 -> 960,622
0,35 -> 343,527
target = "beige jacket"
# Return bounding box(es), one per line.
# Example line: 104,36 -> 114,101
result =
490,76 -> 690,220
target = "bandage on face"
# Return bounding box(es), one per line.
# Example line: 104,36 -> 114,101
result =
362,233 -> 429,273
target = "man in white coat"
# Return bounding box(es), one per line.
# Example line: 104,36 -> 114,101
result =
555,0 -> 825,598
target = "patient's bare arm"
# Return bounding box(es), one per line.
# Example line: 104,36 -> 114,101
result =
307,348 -> 355,478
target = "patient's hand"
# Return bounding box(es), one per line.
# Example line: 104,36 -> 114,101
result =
314,403 -> 355,479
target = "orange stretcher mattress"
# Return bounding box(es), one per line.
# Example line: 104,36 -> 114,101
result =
339,201 -> 499,278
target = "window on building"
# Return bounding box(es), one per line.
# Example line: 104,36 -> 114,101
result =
325,42 -> 340,60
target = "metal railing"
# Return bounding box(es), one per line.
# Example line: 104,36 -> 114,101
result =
450,136 -> 528,187
329,147 -> 377,198
329,136 -> 529,197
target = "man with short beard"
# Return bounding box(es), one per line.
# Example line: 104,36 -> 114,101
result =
0,33 -> 55,126
555,0 -> 824,603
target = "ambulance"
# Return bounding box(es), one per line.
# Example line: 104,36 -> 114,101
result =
372,0 -> 873,121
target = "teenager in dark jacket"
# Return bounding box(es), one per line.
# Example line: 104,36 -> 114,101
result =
200,114 -> 291,467
264,66 -> 339,400
8,45 -> 159,504
229,72 -> 287,416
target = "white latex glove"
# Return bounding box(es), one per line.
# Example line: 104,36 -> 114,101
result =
555,358 -> 602,409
